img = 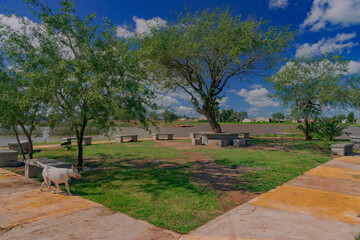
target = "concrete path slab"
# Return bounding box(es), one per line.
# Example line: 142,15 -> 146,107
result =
184,203 -> 360,240
181,156 -> 360,240
0,168 -> 179,240
286,174 -> 360,197
2,205 -> 178,240
0,168 -> 38,195
4,155 -> 360,240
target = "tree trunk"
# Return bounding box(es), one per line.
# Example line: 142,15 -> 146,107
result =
204,112 -> 222,133
76,119 -> 87,167
16,120 -> 34,159
304,117 -> 311,140
12,125 -> 26,160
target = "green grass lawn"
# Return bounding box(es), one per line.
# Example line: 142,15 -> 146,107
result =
32,139 -> 333,233
196,139 -> 332,193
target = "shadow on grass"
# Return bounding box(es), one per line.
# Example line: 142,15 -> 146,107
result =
71,159 -> 205,198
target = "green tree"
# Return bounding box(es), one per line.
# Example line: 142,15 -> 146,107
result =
236,111 -> 248,122
220,109 -> 235,122
140,8 -> 294,133
161,110 -> 178,122
0,17 -> 49,159
272,112 -> 285,122
267,55 -> 349,140
23,0 -> 154,166
347,112 -> 355,124
149,111 -> 159,121
335,114 -> 346,122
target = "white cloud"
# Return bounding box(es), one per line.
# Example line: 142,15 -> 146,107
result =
116,16 -> 166,38
348,61 -> 360,74
300,0 -> 360,31
0,14 -> 31,32
116,26 -> 134,38
248,108 -> 259,117
173,105 -> 197,116
168,91 -> 193,101
237,85 -> 279,108
295,32 -> 358,57
155,95 -> 180,107
269,0 -> 289,9
217,97 -> 228,108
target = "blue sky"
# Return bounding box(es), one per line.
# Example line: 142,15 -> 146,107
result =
1,0 -> 360,118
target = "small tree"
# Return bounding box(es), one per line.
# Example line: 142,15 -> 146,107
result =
236,111 -> 248,122
272,112 -> 285,122
0,19 -> 49,159
161,110 -> 178,122
335,114 -> 346,122
141,9 -> 294,133
267,55 -> 349,140
347,112 -> 355,124
220,109 -> 235,122
149,111 -> 159,121
23,0 -> 154,166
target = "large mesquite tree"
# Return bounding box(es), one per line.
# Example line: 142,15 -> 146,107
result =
21,0 -> 154,166
140,9 -> 294,133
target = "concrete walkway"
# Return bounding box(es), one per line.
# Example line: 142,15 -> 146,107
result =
0,168 -> 179,240
180,156 -> 360,240
2,156 -> 360,239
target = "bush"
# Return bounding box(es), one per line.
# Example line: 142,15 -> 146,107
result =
315,117 -> 347,141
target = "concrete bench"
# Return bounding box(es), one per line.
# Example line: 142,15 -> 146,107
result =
278,132 -> 298,139
207,139 -> 227,147
61,137 -> 92,145
331,143 -> 354,156
153,133 -> 173,140
190,132 -> 202,139
237,132 -> 250,139
233,138 -> 247,147
24,158 -> 73,178
190,133 -> 203,145
0,149 -> 19,167
116,134 -> 138,143
350,135 -> 360,144
8,141 -> 30,154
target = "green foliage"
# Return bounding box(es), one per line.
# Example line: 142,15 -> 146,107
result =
148,111 -> 159,121
220,109 -> 234,122
237,111 -> 248,122
335,114 -> 346,122
272,112 -> 285,122
161,110 -> 178,122
347,111 -> 355,124
63,144 -> 75,151
140,8 -> 294,132
218,109 -> 247,122
15,0 -> 155,165
297,121 -> 317,140
315,117 -> 347,141
267,55 -> 351,139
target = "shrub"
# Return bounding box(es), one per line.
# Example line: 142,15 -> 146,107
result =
315,117 -> 347,141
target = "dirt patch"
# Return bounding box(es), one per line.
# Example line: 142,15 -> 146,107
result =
220,191 -> 259,211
